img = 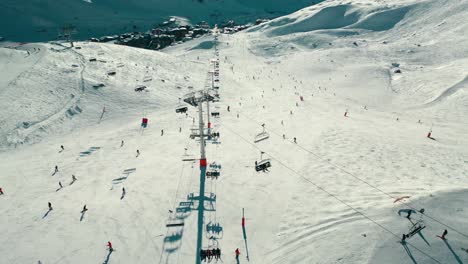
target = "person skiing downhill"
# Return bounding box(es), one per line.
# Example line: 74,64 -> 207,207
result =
136,149 -> 140,157
59,182 -> 63,189
107,241 -> 114,251
60,145 -> 64,151
235,248 -> 240,259
441,229 -> 448,239
82,205 -> 87,212
54,165 -> 59,173
120,140 -> 124,147
48,202 -> 53,210
0,187 -> 3,195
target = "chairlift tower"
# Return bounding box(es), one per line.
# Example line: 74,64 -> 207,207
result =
183,90 -> 215,264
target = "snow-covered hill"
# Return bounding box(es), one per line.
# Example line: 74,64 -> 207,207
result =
0,0 -> 323,42
1,0 -> 467,263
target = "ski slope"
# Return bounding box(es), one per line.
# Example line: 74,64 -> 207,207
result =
1,0 -> 468,263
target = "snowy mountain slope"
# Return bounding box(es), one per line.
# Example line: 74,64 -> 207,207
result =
0,0 -> 323,42
0,42 -> 206,149
1,0 -> 468,263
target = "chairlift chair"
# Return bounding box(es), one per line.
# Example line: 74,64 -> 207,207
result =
176,98 -> 188,113
255,151 -> 271,172
254,124 -> 270,143
406,220 -> 426,238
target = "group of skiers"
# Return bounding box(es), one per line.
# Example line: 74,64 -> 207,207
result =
200,248 -> 221,262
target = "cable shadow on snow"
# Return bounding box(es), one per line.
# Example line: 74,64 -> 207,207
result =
443,239 -> 464,264
401,242 -> 418,264
417,232 -> 430,246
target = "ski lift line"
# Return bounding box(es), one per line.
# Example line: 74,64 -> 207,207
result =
234,108 -> 468,240
222,123 -> 443,264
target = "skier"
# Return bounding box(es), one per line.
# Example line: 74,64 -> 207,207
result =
54,165 -> 59,173
59,181 -> 63,189
48,202 -> 53,211
136,149 -> 140,157
179,127 -> 182,133
227,106 -> 230,112
406,210 -> 412,220
0,187 -> 3,195
281,120 -> 284,126
294,137 -> 297,143
107,241 -> 114,252
441,229 -> 448,240
401,234 -> 407,243
60,145 -> 64,151
120,140 -> 124,147
161,129 -> 164,136
235,248 -> 240,259
82,205 -> 87,212
237,114 -> 239,118
122,187 -> 126,197
290,110 -> 293,115
72,175 -> 77,182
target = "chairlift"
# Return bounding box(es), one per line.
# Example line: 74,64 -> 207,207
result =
255,151 -> 271,172
182,148 -> 196,161
166,214 -> 185,228
209,162 -> 222,170
254,124 -> 270,143
206,170 -> 220,179
406,220 -> 426,238
134,85 -> 146,92
176,98 -> 188,113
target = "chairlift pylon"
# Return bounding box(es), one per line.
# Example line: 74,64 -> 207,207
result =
254,124 -> 270,143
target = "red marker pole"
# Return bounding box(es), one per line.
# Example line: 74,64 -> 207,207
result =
242,208 -> 250,261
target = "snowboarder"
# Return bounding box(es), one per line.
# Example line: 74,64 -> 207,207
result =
107,241 -> 114,251
48,202 -> 53,211
0,187 -> 3,195
136,149 -> 140,157
121,140 -> 124,147
60,145 -> 64,151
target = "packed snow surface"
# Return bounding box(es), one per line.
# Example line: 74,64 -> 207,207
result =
1,0 -> 468,263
